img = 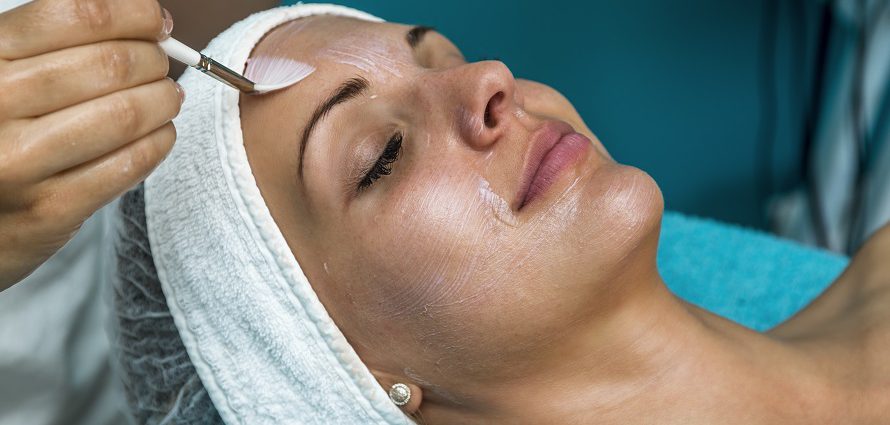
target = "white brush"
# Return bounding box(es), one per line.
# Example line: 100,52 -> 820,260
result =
160,37 -> 314,94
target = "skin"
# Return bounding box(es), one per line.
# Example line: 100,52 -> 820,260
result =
241,16 -> 890,424
0,0 -> 180,291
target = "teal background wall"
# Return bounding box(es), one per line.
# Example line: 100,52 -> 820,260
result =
284,0 -> 820,229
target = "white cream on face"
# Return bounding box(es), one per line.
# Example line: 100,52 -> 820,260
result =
478,178 -> 518,227
265,14 -> 658,376
318,33 -> 409,80
244,15 -> 664,404
459,106 -> 486,140
321,47 -> 404,78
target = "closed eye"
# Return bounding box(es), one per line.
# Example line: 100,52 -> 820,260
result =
357,132 -> 403,191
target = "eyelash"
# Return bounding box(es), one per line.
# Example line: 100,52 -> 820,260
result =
357,132 -> 403,191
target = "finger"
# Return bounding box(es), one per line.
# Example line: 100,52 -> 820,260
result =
0,0 -> 168,60
0,40 -> 169,119
14,78 -> 182,180
36,121 -> 176,227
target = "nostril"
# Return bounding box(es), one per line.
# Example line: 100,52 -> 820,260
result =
484,91 -> 505,128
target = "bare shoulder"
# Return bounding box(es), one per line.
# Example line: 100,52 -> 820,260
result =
849,222 -> 890,295
769,222 -> 890,338
769,223 -> 890,402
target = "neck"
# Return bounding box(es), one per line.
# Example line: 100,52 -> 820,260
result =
422,273 -> 847,424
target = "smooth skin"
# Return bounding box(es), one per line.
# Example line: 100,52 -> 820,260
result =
0,0 -> 277,291
241,17 -> 890,424
0,0 -> 180,290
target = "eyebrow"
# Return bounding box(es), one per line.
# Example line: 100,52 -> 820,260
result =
297,26 -> 435,183
298,76 -> 370,181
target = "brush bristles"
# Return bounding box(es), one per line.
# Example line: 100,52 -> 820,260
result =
245,56 -> 315,94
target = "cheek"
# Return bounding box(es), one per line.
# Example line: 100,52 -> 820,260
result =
359,170 -> 508,319
338,150 -> 662,373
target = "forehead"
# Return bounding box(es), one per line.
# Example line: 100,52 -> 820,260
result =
250,16 -> 407,60
239,16 -> 418,204
247,15 -> 420,96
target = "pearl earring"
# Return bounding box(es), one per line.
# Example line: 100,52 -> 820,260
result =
388,383 -> 411,406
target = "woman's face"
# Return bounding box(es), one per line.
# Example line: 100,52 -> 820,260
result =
241,15 -> 663,399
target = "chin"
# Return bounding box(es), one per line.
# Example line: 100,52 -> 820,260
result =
571,163 -> 664,278
622,166 -> 664,251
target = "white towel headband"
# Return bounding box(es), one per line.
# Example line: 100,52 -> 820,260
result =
143,4 -> 413,424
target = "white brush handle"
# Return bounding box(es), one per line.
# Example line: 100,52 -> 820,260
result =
159,37 -> 256,92
159,37 -> 201,67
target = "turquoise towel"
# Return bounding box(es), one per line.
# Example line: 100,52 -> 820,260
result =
658,212 -> 849,332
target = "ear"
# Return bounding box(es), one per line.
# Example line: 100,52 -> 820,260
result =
370,369 -> 423,415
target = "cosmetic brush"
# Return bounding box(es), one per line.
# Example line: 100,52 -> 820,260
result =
159,37 -> 314,94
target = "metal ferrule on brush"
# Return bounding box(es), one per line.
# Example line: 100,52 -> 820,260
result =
197,54 -> 256,94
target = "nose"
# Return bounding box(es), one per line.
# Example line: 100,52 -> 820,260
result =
448,61 -> 517,149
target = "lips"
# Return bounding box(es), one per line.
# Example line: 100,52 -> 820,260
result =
515,121 -> 592,210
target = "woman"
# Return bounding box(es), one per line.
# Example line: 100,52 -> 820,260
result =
245,12 -> 890,424
113,4 -> 890,424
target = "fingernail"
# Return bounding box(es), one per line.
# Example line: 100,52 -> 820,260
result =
175,82 -> 185,104
159,7 -> 174,40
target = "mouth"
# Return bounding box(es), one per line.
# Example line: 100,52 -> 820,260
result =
514,121 -> 592,210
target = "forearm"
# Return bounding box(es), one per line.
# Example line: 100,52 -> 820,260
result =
161,0 -> 281,77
